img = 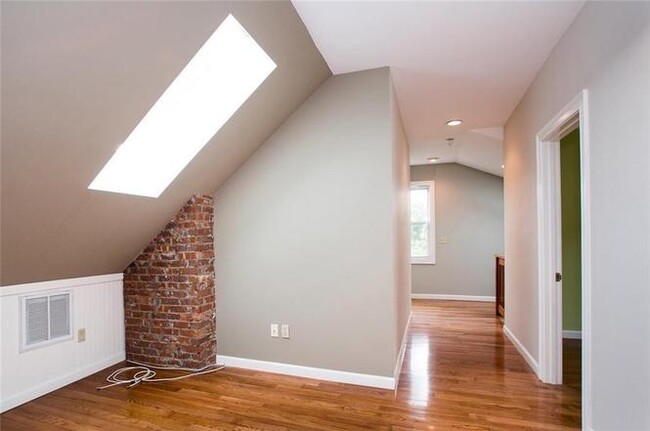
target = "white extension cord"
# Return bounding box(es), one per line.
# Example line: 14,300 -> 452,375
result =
97,360 -> 225,390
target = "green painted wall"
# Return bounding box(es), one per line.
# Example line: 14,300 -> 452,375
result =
561,128 -> 581,331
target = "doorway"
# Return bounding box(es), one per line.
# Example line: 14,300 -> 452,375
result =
535,90 -> 591,429
559,127 -> 582,397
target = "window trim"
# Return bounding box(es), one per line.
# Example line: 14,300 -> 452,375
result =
410,180 -> 436,265
20,290 -> 74,352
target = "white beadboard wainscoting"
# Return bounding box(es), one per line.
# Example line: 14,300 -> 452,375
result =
0,273 -> 125,412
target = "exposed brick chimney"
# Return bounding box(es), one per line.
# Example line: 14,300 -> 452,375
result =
123,194 -> 215,369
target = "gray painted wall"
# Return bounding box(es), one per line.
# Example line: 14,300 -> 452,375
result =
410,163 -> 504,297
504,2 -> 649,428
391,84 -> 412,354
214,68 -> 410,378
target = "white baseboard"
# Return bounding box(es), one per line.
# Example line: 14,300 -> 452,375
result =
0,352 -> 125,413
393,312 -> 412,387
503,325 -> 539,375
562,330 -> 582,339
411,293 -> 495,302
218,355 -> 395,390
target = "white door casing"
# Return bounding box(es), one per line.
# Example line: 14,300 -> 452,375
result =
535,89 -> 591,430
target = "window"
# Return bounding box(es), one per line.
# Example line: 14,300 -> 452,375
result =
21,291 -> 72,351
410,181 -> 435,264
88,14 -> 276,198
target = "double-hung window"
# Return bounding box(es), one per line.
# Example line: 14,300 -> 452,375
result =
410,181 -> 435,264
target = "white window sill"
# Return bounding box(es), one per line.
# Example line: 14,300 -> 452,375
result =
411,261 -> 436,265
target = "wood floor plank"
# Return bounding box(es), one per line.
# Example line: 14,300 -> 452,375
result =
0,300 -> 581,430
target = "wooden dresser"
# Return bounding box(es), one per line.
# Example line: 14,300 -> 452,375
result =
495,255 -> 505,318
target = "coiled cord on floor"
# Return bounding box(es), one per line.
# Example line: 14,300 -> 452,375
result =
97,360 -> 225,390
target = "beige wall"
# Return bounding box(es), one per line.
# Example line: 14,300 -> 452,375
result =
391,83 -> 412,358
1,1 -> 330,285
411,163 -> 504,297
214,68 -> 410,378
504,2 -> 649,429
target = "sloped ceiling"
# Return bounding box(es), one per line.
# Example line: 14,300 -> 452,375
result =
1,1 -> 330,285
292,1 -> 585,175
410,128 -> 505,176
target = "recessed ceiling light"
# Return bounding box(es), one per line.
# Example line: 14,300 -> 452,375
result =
501,165 -> 505,169
89,15 -> 276,198
446,119 -> 463,126
428,157 -> 439,163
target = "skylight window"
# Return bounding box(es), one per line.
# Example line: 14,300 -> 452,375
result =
89,15 -> 276,198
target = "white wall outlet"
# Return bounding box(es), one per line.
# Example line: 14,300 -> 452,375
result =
439,236 -> 448,244
281,324 -> 290,339
78,328 -> 86,343
270,323 -> 279,338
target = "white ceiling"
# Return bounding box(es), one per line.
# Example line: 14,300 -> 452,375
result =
292,1 -> 585,176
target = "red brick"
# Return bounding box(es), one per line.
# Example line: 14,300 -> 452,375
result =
124,194 -> 216,368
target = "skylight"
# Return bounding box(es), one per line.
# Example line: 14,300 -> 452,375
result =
89,15 -> 276,198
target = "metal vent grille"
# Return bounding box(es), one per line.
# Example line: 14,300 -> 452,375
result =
22,291 -> 72,350
25,297 -> 49,345
49,293 -> 71,339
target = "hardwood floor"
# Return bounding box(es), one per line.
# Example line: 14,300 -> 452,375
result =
0,300 -> 581,430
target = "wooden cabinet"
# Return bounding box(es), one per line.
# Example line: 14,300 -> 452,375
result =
496,256 -> 505,318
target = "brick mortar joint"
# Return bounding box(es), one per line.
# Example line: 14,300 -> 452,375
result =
123,194 -> 216,369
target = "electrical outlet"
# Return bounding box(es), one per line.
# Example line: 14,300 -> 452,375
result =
281,324 -> 290,339
78,328 -> 86,343
270,323 -> 279,338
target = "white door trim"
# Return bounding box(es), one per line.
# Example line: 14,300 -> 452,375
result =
536,121 -> 564,384
535,89 -> 591,430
